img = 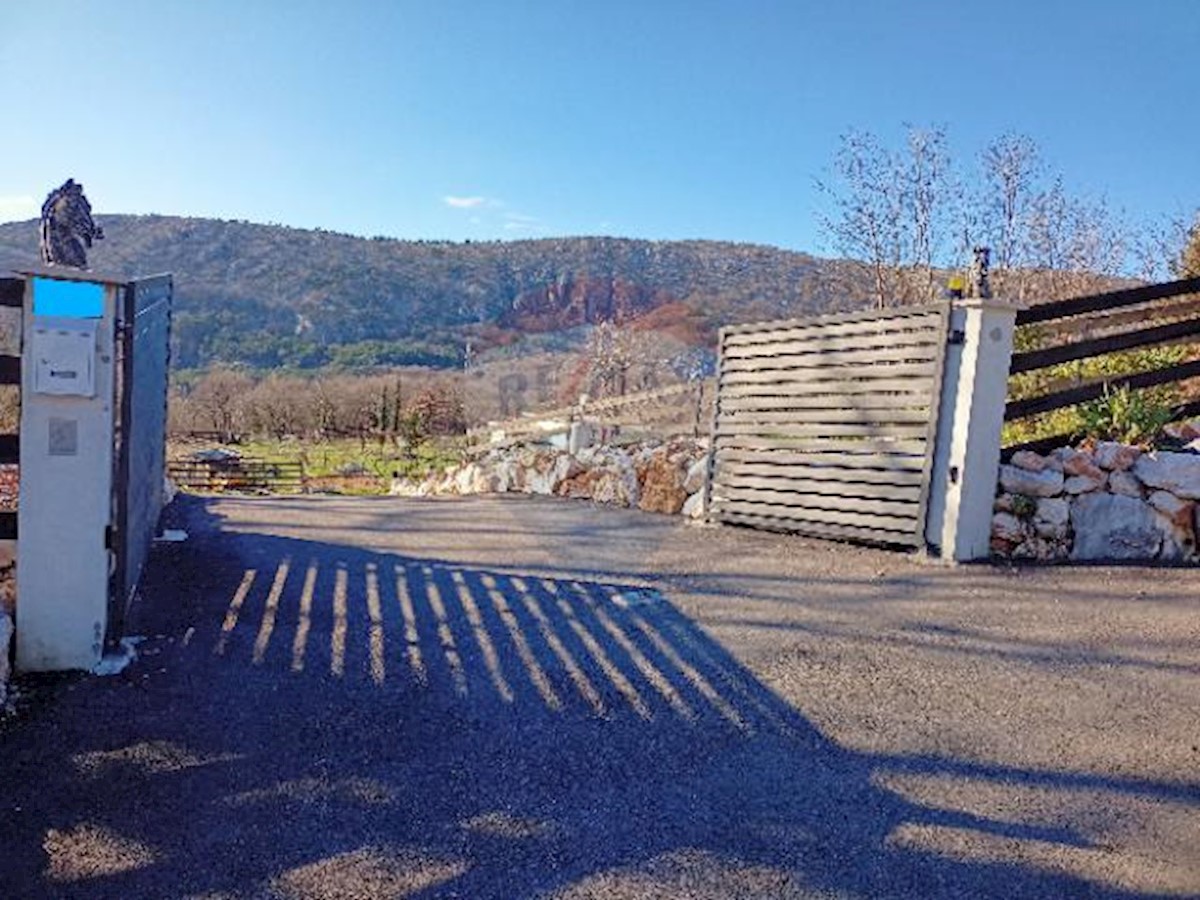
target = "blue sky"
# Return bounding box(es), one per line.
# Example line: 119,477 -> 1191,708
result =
1,1 -> 1196,253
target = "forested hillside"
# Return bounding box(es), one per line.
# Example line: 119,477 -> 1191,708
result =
0,216 -> 867,369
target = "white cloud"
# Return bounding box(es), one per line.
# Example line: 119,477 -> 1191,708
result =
0,195 -> 38,222
443,195 -> 488,209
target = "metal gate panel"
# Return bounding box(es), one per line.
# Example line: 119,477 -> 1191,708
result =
708,303 -> 951,548
109,274 -> 172,643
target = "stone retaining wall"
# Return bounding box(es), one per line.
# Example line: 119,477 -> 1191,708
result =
992,441 -> 1200,562
390,439 -> 710,520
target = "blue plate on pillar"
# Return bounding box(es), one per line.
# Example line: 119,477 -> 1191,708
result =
32,277 -> 105,318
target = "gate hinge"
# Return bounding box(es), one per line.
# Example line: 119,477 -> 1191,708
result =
947,329 -> 966,345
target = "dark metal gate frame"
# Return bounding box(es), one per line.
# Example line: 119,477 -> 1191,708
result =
107,274 -> 172,647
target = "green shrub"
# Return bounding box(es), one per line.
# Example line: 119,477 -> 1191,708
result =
1010,494 -> 1037,518
1077,384 -> 1178,446
1004,342 -> 1190,447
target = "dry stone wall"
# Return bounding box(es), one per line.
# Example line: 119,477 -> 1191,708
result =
391,438 -> 710,520
992,439 -> 1200,562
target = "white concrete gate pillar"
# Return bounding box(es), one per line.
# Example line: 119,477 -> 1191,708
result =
15,271 -> 120,671
925,299 -> 1020,561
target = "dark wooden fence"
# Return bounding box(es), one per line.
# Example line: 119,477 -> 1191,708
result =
168,457 -> 307,494
0,279 -> 22,539
706,303 -> 951,548
1004,276 -> 1200,452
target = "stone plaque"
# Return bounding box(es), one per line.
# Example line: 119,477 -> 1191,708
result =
48,417 -> 78,456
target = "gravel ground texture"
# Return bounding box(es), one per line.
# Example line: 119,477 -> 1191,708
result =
1,493 -> 1198,899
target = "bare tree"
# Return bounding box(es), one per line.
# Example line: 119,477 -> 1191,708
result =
901,125 -> 953,302
408,383 -> 466,437
817,126 -> 1153,309
978,134 -> 1040,272
1133,209 -> 1200,283
586,320 -> 636,397
1023,182 -> 1130,300
310,377 -> 345,438
190,367 -> 254,441
816,130 -> 905,308
245,374 -> 310,439
1175,212 -> 1200,278
818,126 -> 956,307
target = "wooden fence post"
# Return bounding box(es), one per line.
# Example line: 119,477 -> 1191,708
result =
925,299 -> 1020,561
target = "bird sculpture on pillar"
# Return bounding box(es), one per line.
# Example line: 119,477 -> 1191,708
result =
39,179 -> 104,269
969,246 -> 992,300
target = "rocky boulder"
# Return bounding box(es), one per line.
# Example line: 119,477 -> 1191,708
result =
550,454 -> 586,495
1060,449 -> 1105,481
1064,472 -> 1107,494
1070,494 -> 1162,561
1107,470 -> 1144,498
1093,442 -> 1141,472
1163,420 -> 1200,442
559,447 -> 640,507
1010,450 -> 1048,472
991,512 -> 1027,543
1132,451 -> 1200,500
522,452 -> 574,495
392,438 -> 709,520
1147,491 -> 1197,560
999,464 -> 1064,497
388,477 -> 428,497
1033,497 -> 1070,541
1035,497 -> 1069,527
639,451 -> 689,515
683,458 -> 708,495
492,455 -> 524,493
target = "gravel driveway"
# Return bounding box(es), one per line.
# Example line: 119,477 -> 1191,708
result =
1,493 -> 1197,899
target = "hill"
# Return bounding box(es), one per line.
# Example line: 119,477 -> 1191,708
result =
0,215 -> 869,370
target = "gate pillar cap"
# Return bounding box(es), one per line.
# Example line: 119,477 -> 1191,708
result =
15,267 -> 127,287
953,296 -> 1025,312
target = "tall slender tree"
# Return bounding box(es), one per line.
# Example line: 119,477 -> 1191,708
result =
816,130 -> 905,309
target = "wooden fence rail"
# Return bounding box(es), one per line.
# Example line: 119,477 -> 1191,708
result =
1010,315 -> 1200,375
468,380 -> 710,444
168,457 -> 307,494
1004,277 -> 1200,445
1014,275 -> 1200,326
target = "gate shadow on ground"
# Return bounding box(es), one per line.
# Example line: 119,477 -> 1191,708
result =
1,496 -> 1193,899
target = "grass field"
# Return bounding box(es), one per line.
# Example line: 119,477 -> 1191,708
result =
168,436 -> 465,495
